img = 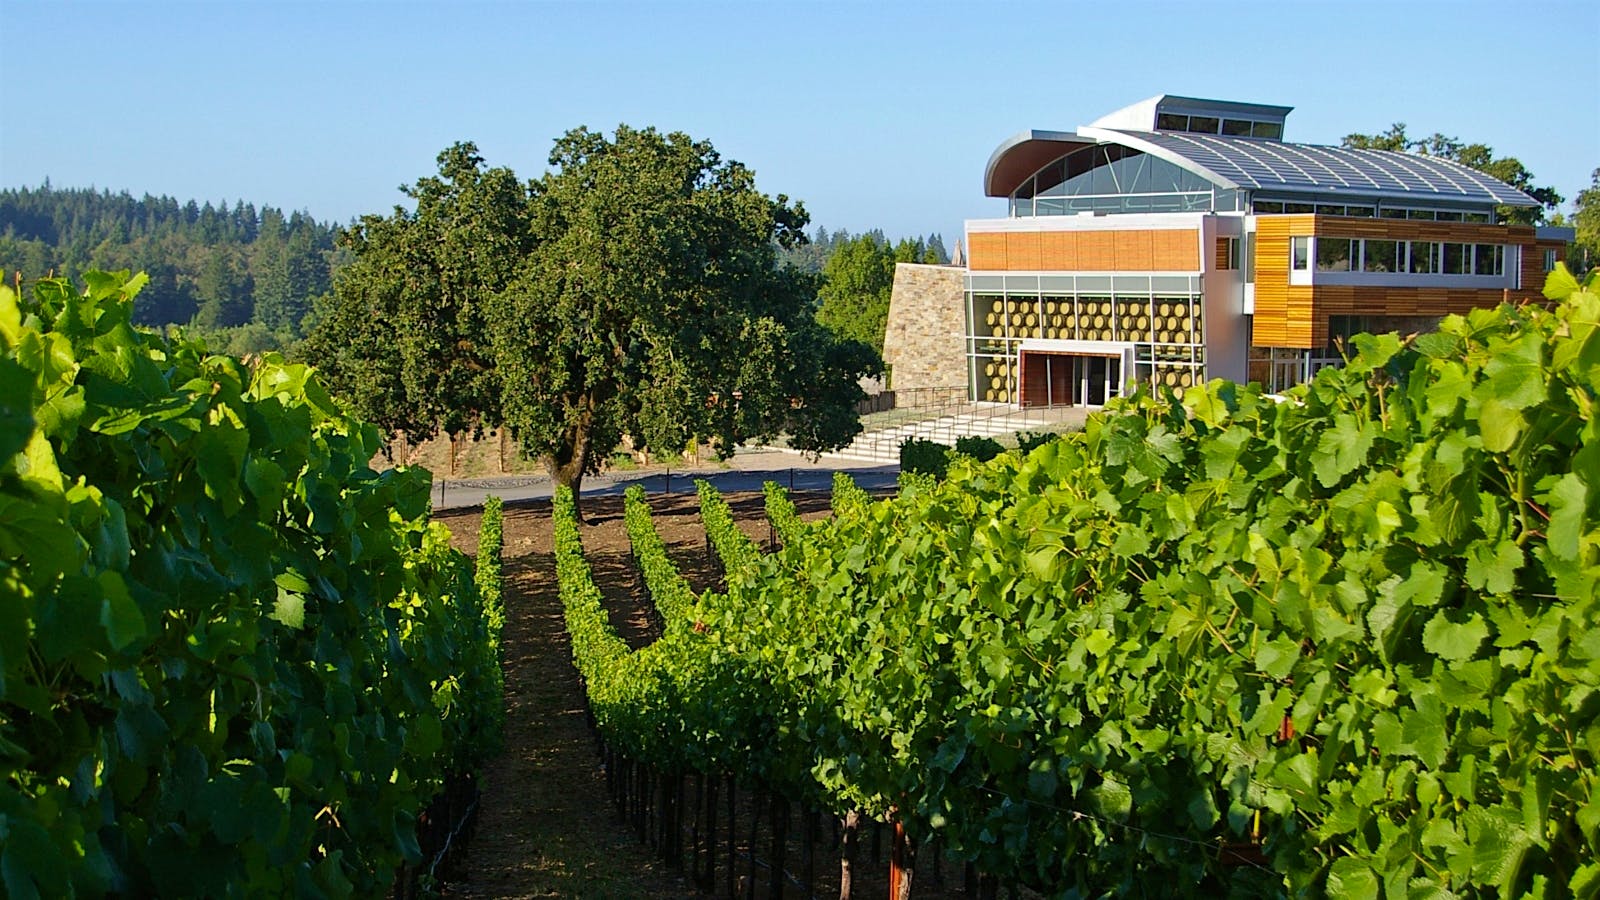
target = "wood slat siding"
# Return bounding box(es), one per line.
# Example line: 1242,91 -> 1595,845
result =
967,228 -> 1199,271
1215,238 -> 1231,270
1253,215 -> 1546,349
968,232 -> 1008,270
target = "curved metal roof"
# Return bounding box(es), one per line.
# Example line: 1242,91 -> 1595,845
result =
982,129 -> 1095,197
987,126 -> 1540,208
1097,129 -> 1538,206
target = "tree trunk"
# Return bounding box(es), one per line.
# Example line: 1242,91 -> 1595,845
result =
838,809 -> 860,900
546,418 -> 593,520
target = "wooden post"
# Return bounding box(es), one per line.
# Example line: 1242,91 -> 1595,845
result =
839,809 -> 860,900
888,819 -> 915,900
768,793 -> 788,900
801,806 -> 816,898
747,790 -> 763,900
727,777 -> 738,900
705,775 -> 720,890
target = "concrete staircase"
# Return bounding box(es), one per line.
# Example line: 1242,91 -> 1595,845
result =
822,406 -> 1086,463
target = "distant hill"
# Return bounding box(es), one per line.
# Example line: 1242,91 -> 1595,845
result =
0,183 -> 343,337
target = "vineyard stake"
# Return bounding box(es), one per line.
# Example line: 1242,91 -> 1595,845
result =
727,776 -> 738,899
839,809 -> 860,900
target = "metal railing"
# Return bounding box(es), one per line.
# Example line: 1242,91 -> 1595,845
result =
845,389 -> 1083,455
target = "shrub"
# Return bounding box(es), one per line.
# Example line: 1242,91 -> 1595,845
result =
899,438 -> 952,479
954,434 -> 1004,462
1013,430 -> 1058,455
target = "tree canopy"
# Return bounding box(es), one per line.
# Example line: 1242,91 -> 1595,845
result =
300,143 -> 526,441
1568,168 -> 1600,271
0,183 -> 337,334
306,129 -> 878,506
814,232 -> 945,355
1340,124 -> 1562,225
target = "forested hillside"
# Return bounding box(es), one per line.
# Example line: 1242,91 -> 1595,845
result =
0,184 -> 340,340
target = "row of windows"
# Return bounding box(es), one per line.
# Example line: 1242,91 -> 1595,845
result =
1252,200 -> 1493,222
1156,112 -> 1284,140
1017,192 -> 1229,217
1290,236 -> 1506,276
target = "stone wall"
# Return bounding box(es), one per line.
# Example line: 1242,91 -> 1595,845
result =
881,263 -> 967,393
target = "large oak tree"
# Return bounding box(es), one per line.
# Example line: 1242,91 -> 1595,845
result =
302,142 -> 530,452
488,125 -> 876,511
308,129 -> 876,509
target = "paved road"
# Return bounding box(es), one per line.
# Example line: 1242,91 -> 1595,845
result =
430,447 -> 900,510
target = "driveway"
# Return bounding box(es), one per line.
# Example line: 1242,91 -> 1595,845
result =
429,447 -> 900,510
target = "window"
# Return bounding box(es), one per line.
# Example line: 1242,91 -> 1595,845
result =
1253,200 -> 1285,214
1344,206 -> 1375,218
1219,237 -> 1240,270
1363,240 -> 1401,273
1409,242 -> 1439,274
1443,243 -> 1471,274
1316,238 -> 1355,272
1222,118 -> 1254,137
1285,202 -> 1315,214
1474,245 -> 1504,276
1251,122 -> 1283,139
1291,237 -> 1310,271
1244,232 -> 1256,284
1544,248 -> 1559,272
1188,116 -> 1221,134
1156,113 -> 1188,131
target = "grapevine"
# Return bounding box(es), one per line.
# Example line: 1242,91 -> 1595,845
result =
0,272 -> 501,897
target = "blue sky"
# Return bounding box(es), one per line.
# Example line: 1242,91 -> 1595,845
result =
2,0 -> 1596,242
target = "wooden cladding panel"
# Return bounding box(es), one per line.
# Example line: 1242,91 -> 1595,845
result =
968,232 -> 1008,270
966,229 -> 1198,271
1215,238 -> 1231,271
1312,217 -> 1536,244
1520,240 -> 1569,296
1114,230 -> 1154,270
1250,215 -> 1545,348
1154,230 -> 1200,269
1077,232 -> 1116,269
1007,231 -> 1042,270
1254,216 -> 1305,344
1040,232 -> 1076,269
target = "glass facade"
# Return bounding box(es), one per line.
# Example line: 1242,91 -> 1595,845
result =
965,274 -> 1207,403
1011,145 -> 1237,216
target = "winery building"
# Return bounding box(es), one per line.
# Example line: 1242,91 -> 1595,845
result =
882,95 -> 1573,405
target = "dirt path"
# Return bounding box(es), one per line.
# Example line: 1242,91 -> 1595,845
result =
436,489 -> 974,899
437,497 -> 695,898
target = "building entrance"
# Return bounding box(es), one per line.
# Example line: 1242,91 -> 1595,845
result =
1018,351 -> 1122,407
